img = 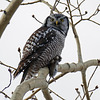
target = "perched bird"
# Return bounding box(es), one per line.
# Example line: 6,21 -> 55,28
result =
13,14 -> 69,83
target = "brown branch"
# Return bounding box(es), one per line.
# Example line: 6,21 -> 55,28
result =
75,88 -> 83,100
0,61 -> 16,70
49,88 -> 65,100
74,4 -> 100,26
41,0 -> 60,13
88,66 -> 98,87
1,68 -> 12,92
66,0 -> 83,62
21,0 -> 41,5
82,85 -> 99,99
89,85 -> 99,92
88,4 -> 100,19
0,91 -> 11,99
81,71 -> 90,100
69,0 -> 85,12
72,11 -> 87,17
50,0 -> 60,14
32,15 -> 43,24
22,0 -> 60,13
66,1 -> 91,100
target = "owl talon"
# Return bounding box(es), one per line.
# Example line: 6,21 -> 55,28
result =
47,76 -> 56,83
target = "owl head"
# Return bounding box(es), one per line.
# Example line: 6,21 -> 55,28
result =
43,14 -> 69,36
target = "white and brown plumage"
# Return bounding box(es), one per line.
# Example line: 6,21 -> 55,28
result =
13,14 -> 69,83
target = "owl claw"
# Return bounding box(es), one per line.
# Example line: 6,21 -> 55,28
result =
47,76 -> 56,83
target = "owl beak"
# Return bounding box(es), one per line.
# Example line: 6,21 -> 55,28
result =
56,21 -> 58,25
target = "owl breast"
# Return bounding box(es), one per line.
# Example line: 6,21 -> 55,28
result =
28,27 -> 65,74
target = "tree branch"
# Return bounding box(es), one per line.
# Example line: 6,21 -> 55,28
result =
11,59 -> 100,100
0,0 -> 23,38
0,61 -> 16,70
11,68 -> 51,100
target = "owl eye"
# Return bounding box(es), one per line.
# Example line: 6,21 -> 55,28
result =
50,18 -> 54,22
60,19 -> 64,22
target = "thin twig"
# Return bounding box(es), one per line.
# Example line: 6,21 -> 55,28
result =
0,91 -> 11,99
72,12 -> 87,17
81,70 -> 90,100
89,92 -> 93,97
21,0 -> 41,5
1,68 -> 12,92
70,0 -> 85,12
0,61 -> 16,70
77,0 -> 82,19
88,4 -> 100,19
74,4 -> 100,26
50,0 -> 60,14
66,0 -> 83,62
75,88 -> 83,100
42,0 -> 59,13
89,85 -> 98,92
18,47 -> 21,60
81,84 -> 85,96
82,85 -> 99,99
32,15 -> 43,24
88,66 -> 98,87
49,88 -> 65,100
75,95 -> 79,100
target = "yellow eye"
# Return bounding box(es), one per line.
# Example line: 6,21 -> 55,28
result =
60,19 -> 64,22
50,18 -> 54,22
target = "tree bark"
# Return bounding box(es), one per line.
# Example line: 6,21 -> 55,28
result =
0,0 -> 23,38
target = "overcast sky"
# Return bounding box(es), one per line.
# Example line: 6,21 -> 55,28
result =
0,0 -> 100,100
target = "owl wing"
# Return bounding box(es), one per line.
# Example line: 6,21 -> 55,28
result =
13,27 -> 56,78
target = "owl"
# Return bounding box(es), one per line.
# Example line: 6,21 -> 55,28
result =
13,14 -> 69,83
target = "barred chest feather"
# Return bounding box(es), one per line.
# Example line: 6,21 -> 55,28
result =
30,27 -> 65,70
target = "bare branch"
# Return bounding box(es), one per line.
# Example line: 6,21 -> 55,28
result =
32,15 -> 43,24
50,0 -> 60,14
12,59 -> 100,100
88,66 -> 98,87
0,69 -> 12,99
75,88 -> 83,100
89,85 -> 99,92
0,91 -> 11,99
66,0 -> 83,63
74,4 -> 100,26
49,88 -> 65,100
0,0 -> 23,38
11,68 -> 50,100
0,61 -> 16,70
1,68 -> 12,92
41,0 -> 59,13
88,4 -> 100,19
21,0 -> 41,5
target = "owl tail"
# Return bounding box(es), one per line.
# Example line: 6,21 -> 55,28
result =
20,67 -> 29,83
13,64 -> 23,79
13,60 -> 28,79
